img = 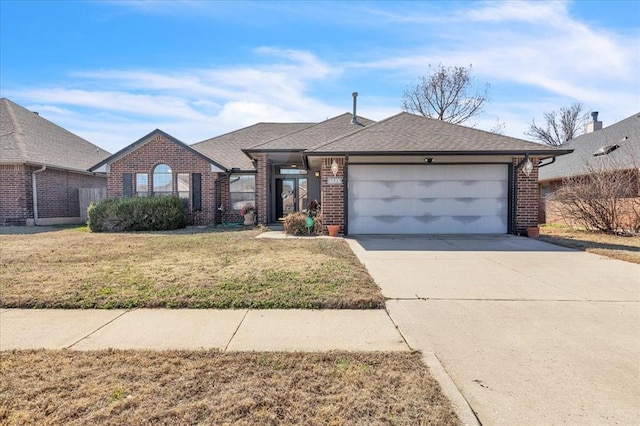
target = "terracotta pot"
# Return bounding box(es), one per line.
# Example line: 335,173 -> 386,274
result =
526,226 -> 540,238
327,224 -> 340,237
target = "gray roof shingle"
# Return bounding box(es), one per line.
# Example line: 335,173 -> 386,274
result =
247,113 -> 375,152
308,112 -> 571,155
192,122 -> 314,170
0,98 -> 110,171
539,112 -> 640,181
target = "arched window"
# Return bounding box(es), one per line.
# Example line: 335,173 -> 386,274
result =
153,164 -> 173,195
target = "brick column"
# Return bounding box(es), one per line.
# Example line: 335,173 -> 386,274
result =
254,154 -> 269,225
321,157 -> 345,234
514,157 -> 539,233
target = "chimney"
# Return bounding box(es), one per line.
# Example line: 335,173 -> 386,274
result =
351,92 -> 359,125
586,111 -> 603,133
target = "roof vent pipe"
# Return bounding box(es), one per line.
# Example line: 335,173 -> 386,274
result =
591,111 -> 599,122
351,92 -> 359,125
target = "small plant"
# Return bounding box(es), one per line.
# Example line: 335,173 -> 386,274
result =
240,203 -> 255,216
283,210 -> 323,236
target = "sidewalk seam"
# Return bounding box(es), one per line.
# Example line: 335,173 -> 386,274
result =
223,309 -> 249,352
383,306 -> 413,351
66,309 -> 136,349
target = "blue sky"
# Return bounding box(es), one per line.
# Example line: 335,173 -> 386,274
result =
1,0 -> 639,154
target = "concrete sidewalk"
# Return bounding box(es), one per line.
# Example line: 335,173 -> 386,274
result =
0,308 -> 408,352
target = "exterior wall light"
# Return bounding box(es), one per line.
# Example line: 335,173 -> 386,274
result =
522,155 -> 533,177
314,171 -> 320,178
331,160 -> 339,176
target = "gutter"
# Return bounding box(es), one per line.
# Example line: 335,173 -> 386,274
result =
31,165 -> 47,226
538,157 -> 556,168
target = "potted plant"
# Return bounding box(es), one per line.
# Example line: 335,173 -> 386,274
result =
241,203 -> 255,226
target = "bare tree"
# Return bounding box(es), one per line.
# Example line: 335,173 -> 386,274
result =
548,157 -> 640,233
402,64 -> 489,125
526,103 -> 589,146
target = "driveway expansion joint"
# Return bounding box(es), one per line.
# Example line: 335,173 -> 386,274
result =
65,308 -> 136,349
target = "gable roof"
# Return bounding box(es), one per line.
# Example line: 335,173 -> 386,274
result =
307,112 -> 572,156
191,122 -> 314,171
245,113 -> 375,152
89,129 -> 226,172
539,112 -> 640,181
0,97 -> 110,172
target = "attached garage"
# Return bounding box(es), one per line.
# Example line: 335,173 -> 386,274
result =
347,164 -> 509,234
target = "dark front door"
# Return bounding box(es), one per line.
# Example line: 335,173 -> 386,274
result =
275,178 -> 307,220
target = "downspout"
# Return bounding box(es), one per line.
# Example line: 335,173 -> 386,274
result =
31,165 -> 47,226
213,172 -> 230,226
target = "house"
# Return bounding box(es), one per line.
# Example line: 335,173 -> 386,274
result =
0,98 -> 110,226
539,112 -> 640,224
91,95 -> 572,235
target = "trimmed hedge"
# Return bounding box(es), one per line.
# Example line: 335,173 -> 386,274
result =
87,196 -> 188,232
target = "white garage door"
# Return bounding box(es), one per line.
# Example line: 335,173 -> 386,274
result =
348,164 -> 508,234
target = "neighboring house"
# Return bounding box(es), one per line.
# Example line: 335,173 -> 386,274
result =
0,98 -> 110,226
539,112 -> 640,224
92,101 -> 572,235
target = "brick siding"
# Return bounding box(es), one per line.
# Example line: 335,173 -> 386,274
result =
513,157 -> 539,233
107,133 -> 218,225
254,154 -> 268,225
320,157 -> 345,234
1,164 -> 105,225
0,164 -> 32,225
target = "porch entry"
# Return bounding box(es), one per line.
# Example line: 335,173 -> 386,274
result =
275,178 -> 308,220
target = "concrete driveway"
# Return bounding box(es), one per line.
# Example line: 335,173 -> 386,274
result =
347,235 -> 640,426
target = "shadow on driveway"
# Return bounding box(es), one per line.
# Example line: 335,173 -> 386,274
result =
350,234 -> 572,252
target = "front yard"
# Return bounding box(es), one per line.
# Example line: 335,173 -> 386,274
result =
0,227 -> 384,309
539,225 -> 640,264
0,350 -> 459,425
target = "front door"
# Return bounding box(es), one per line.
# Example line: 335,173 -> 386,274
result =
275,178 -> 307,220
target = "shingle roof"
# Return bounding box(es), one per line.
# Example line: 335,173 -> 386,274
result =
0,97 -> 110,171
308,112 -> 571,156
192,122 -> 315,171
89,129 -> 227,173
539,112 -> 640,181
246,113 -> 375,152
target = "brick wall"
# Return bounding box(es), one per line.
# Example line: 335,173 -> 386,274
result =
321,157 -> 345,234
107,133 -> 218,225
37,168 -> 106,218
513,157 -> 539,233
1,164 -> 104,225
0,164 -> 32,225
254,154 -> 268,225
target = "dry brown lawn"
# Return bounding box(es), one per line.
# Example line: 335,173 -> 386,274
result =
0,227 -> 384,309
0,350 -> 459,425
539,226 -> 640,264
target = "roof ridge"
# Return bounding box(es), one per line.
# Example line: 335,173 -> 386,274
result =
2,98 -> 28,160
246,113 -> 354,150
309,111 -> 403,152
191,121 -> 315,147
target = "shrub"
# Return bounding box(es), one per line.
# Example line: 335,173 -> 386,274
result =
283,212 -> 323,236
87,196 -> 188,232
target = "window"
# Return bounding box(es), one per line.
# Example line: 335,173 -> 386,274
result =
177,173 -> 189,200
229,175 -> 255,210
177,173 -> 190,209
277,167 -> 307,175
136,173 -> 148,197
153,164 -> 173,196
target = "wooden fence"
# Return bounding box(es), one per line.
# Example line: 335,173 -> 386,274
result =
79,188 -> 107,222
